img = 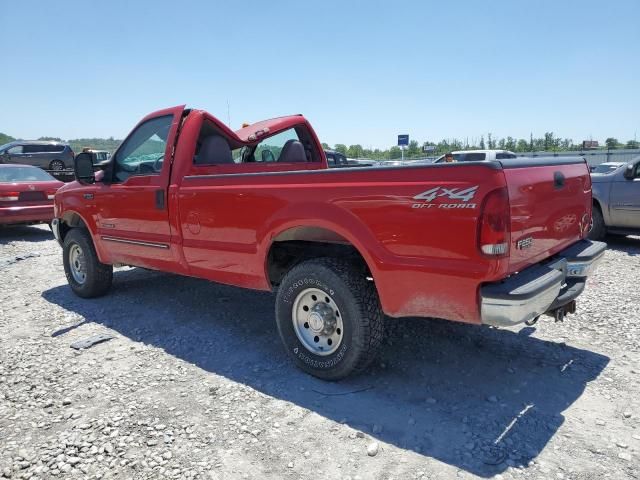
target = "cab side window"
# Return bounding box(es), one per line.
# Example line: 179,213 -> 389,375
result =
113,115 -> 172,182
253,128 -> 307,163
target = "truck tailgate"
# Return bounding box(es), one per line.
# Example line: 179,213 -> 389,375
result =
502,159 -> 592,274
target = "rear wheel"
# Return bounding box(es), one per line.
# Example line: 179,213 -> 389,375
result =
63,228 -> 113,298
49,160 -> 65,171
275,258 -> 384,380
588,205 -> 606,241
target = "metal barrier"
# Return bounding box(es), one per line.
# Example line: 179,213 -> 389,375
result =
515,149 -> 640,166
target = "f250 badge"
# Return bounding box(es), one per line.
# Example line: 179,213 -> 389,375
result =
412,185 -> 479,209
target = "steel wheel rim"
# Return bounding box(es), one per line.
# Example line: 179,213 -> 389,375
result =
69,244 -> 87,284
292,288 -> 344,356
51,161 -> 64,170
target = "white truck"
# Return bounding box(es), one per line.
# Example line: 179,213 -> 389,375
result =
433,149 -> 518,163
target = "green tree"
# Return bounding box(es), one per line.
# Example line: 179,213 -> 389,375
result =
626,139 -> 639,149
334,144 -> 347,155
407,140 -> 420,157
346,144 -> 364,158
605,137 -> 619,149
516,139 -> 529,152
479,135 -> 485,149
0,133 -> 16,145
389,146 -> 401,159
321,142 -> 329,149
38,136 -> 63,142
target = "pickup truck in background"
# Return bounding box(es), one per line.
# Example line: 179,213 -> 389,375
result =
324,150 -> 373,168
432,149 -> 518,163
51,106 -> 605,379
589,157 -> 640,240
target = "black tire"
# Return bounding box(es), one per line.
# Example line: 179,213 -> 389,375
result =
588,205 -> 606,241
49,160 -> 65,171
63,228 -> 113,298
275,258 -> 384,380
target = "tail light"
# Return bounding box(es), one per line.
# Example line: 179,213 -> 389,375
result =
478,187 -> 510,257
0,191 -> 20,201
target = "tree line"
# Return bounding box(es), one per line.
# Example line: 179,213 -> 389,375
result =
2,131 -> 638,161
323,134 -> 640,160
0,133 -> 122,155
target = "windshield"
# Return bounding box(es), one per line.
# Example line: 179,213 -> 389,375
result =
0,166 -> 56,182
591,164 -> 623,174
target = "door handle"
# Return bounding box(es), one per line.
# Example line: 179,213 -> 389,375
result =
155,190 -> 165,209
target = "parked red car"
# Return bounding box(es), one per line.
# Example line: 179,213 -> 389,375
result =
52,106 -> 605,379
0,164 -> 64,226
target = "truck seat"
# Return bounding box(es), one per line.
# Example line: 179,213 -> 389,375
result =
195,135 -> 233,164
277,140 -> 307,163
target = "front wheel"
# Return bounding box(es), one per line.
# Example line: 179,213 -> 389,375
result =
63,228 -> 113,298
275,258 -> 384,380
588,206 -> 606,241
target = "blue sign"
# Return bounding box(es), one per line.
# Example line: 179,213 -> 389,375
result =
398,134 -> 409,146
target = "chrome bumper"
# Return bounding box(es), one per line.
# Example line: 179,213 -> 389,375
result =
480,240 -> 606,327
51,218 -> 63,246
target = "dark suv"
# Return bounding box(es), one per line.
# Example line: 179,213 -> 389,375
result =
0,141 -> 75,170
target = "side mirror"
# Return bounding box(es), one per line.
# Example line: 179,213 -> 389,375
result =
261,150 -> 276,162
623,164 -> 635,180
74,152 -> 96,184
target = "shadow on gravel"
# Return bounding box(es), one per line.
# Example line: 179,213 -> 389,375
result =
604,234 -> 640,256
42,269 -> 609,477
0,225 -> 53,245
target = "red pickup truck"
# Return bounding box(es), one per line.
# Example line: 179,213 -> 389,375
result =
52,105 -> 605,379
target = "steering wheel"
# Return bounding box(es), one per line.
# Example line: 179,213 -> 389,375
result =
153,154 -> 164,172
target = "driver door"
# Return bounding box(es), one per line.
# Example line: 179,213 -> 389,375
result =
94,106 -> 184,268
609,160 -> 640,228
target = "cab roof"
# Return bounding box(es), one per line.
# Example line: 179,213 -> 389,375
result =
234,115 -> 306,143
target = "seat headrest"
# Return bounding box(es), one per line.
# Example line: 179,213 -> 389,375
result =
196,135 -> 233,165
277,139 -> 307,163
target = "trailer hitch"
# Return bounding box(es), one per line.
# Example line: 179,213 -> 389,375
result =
547,300 -> 577,323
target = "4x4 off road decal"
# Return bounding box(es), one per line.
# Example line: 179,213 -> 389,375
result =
412,185 -> 479,209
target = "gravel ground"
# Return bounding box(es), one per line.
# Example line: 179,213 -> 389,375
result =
1,225 -> 639,480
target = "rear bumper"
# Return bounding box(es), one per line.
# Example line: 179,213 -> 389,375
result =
480,239 -> 606,327
0,205 -> 54,225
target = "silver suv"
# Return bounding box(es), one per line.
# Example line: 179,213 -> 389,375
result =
0,141 -> 75,170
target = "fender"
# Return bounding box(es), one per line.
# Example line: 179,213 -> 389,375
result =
258,201 -> 394,310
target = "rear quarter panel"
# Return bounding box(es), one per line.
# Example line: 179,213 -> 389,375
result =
176,164 -> 508,323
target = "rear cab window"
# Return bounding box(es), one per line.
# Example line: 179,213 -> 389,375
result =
460,153 -> 486,161
190,117 -> 322,175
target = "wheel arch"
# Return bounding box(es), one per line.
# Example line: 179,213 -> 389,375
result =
59,210 -> 109,263
264,224 -> 379,289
